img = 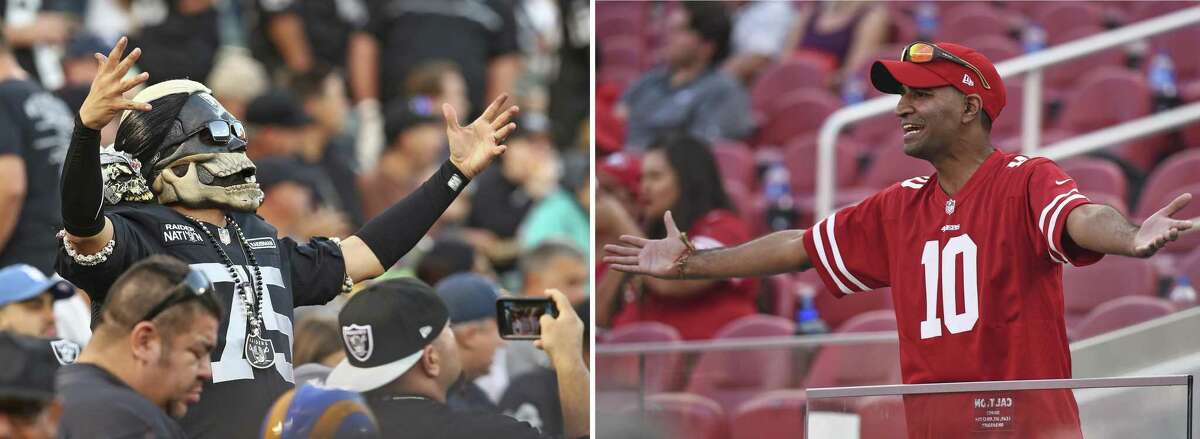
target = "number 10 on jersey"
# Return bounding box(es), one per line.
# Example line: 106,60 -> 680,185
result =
920,235 -> 980,339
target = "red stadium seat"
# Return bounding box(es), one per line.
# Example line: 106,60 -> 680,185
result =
712,142 -> 757,190
723,181 -> 766,236
1035,3 -> 1104,40
1181,247 -> 1200,288
1044,27 -> 1126,94
597,322 -> 685,394
1058,66 -> 1163,171
1059,156 -> 1128,201
731,390 -> 807,439
1062,256 -> 1157,328
1137,183 -> 1200,256
812,284 -> 894,336
804,310 -> 902,389
634,393 -> 729,439
1073,296 -> 1176,340
757,88 -> 842,149
989,80 -> 1028,139
598,66 -> 642,92
1150,22 -> 1200,85
860,139 -> 935,190
601,36 -> 644,71
940,4 -> 1015,43
960,35 -> 1024,64
750,58 -> 832,114
1132,1 -> 1195,24
857,395 -> 908,438
596,16 -> 643,42
1135,150 -> 1200,218
687,315 -> 796,415
783,135 -> 861,193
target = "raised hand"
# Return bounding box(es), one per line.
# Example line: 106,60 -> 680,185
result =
603,211 -> 690,279
79,37 -> 152,130
1132,193 -> 1194,257
444,94 -> 519,178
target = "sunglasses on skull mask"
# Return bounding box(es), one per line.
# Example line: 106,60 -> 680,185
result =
182,120 -> 247,145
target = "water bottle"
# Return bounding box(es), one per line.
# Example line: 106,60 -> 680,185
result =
1169,276 -> 1197,308
764,163 -> 796,231
795,295 -> 829,335
1022,22 -> 1046,53
1148,51 -> 1179,111
842,74 -> 866,105
915,2 -> 939,41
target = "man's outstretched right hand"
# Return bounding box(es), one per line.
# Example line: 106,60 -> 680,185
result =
602,211 -> 690,279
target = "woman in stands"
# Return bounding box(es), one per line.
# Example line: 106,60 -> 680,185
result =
596,135 -> 760,340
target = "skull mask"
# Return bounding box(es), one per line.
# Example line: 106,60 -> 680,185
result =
135,92 -> 264,212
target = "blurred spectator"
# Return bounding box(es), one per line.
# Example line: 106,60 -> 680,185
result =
617,3 -> 753,151
246,0 -> 316,76
58,256 -> 222,438
0,0 -> 73,88
0,264 -> 75,338
348,0 -> 521,170
247,89 -> 352,239
57,32 -> 111,113
464,126 -> 555,272
0,331 -> 68,439
127,0 -> 222,85
290,63 -> 365,226
596,135 -> 760,340
791,1 -> 890,85
293,315 -> 345,368
499,299 -> 588,438
406,60 -> 472,124
516,150 -> 588,252
435,273 -> 505,413
416,238 -> 487,288
0,37 -> 73,275
260,385 -> 380,439
519,242 -> 587,306
325,278 -> 589,439
545,0 -> 591,150
206,47 -> 270,121
723,1 -> 799,84
359,95 -> 446,219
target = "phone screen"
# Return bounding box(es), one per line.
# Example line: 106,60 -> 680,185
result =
497,298 -> 558,340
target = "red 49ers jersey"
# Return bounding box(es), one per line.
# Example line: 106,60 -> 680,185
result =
803,150 -> 1102,438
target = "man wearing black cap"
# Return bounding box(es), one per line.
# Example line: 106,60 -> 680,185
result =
607,41 -> 1195,439
0,331 -> 68,439
327,278 -> 589,439
435,273 -> 506,413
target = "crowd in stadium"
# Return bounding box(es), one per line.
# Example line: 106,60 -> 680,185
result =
0,0 -> 591,437
596,1 -> 1199,437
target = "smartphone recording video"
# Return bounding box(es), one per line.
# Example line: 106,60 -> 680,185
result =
497,298 -> 558,340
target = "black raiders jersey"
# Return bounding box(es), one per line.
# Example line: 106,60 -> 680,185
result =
56,203 -> 346,438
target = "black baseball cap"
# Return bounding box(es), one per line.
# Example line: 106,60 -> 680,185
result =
326,278 -> 450,392
0,332 -> 66,402
384,95 -> 439,144
245,89 -> 314,127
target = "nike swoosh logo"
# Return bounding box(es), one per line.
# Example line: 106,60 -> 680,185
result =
1055,179 -> 1072,185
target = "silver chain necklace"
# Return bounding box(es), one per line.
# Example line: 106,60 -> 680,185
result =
185,214 -> 276,369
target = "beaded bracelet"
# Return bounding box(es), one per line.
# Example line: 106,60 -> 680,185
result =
57,230 -> 115,266
330,237 -> 354,294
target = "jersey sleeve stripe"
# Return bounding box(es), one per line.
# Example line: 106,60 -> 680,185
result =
1046,194 -> 1089,265
1038,189 -> 1080,235
811,217 -> 855,296
824,212 -> 871,292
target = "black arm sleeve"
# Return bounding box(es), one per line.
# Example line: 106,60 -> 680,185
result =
60,116 -> 105,237
354,160 -> 469,269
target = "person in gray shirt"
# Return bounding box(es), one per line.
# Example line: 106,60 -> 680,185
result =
618,3 -> 754,151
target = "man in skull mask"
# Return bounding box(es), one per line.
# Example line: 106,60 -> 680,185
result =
54,37 -> 519,438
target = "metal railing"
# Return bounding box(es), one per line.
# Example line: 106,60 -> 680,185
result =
815,6 -> 1200,219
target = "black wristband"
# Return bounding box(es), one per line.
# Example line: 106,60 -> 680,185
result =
355,160 -> 470,269
60,115 -> 105,237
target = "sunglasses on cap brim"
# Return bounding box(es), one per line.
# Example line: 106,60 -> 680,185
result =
139,269 -> 216,323
901,42 -> 992,90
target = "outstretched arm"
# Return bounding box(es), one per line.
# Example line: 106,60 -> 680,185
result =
604,211 -> 811,280
1066,193 -> 1194,258
341,95 -> 519,282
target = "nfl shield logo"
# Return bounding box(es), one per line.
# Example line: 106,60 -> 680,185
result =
342,324 -> 374,362
945,199 -> 956,215
50,339 -> 80,365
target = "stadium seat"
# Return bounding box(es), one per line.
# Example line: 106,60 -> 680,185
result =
1181,247 -> 1200,288
1058,66 -> 1162,171
1035,2 -> 1104,39
757,88 -> 842,149
1150,21 -> 1200,86
988,80 -> 1027,139
601,36 -> 645,71
1138,183 -> 1200,256
857,396 -> 908,438
634,393 -> 729,439
1073,296 -> 1176,340
1059,156 -> 1128,202
686,315 -> 796,415
597,322 -> 685,394
1135,150 -> 1200,218
596,16 -> 643,42
723,181 -> 766,236
750,58 -> 832,114
1062,256 -> 1158,328
859,138 -> 935,190
598,66 -> 642,92
940,4 -> 1015,43
1044,27 -> 1127,95
731,390 -> 807,439
802,267 -> 894,333
960,35 -> 1024,64
784,135 -> 862,193
712,142 -> 757,190
804,310 -> 902,389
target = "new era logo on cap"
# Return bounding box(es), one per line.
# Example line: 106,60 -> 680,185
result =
419,326 -> 432,338
962,73 -> 975,87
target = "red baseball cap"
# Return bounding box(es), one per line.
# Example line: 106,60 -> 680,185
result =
871,42 -> 1006,121
597,152 -> 641,197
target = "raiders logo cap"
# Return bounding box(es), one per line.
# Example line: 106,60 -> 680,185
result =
326,278 -> 449,393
